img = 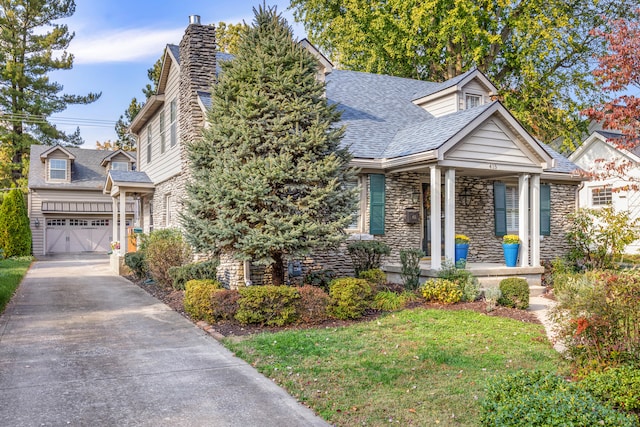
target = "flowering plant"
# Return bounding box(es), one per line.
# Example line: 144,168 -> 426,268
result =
503,234 -> 520,244
455,234 -> 470,244
110,241 -> 120,250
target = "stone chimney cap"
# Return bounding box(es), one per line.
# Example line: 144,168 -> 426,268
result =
189,15 -> 201,25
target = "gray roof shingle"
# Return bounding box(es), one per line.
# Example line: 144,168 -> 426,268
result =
410,68 -> 477,101
108,170 -> 152,184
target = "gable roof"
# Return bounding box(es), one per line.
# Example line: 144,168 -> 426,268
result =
104,170 -> 154,196
411,68 -> 498,102
570,129 -> 640,166
39,144 -> 76,161
100,149 -> 136,167
29,145 -> 137,190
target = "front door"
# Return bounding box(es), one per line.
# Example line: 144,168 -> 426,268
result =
422,183 -> 444,256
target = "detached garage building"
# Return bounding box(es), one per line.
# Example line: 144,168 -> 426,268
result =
28,145 -> 138,256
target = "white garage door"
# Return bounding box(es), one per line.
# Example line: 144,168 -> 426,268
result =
46,218 -> 112,254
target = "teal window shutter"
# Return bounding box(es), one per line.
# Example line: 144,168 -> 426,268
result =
494,182 -> 507,236
540,184 -> 551,236
370,174 -> 385,235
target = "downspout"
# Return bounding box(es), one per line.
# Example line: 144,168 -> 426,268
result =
243,260 -> 252,286
575,181 -> 585,210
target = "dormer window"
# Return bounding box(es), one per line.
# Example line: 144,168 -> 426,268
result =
111,161 -> 129,171
49,159 -> 67,180
465,94 -> 482,109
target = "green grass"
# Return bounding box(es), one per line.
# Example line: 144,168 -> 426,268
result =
0,257 -> 31,314
224,308 -> 564,426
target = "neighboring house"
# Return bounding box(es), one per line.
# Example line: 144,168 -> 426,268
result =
569,122 -> 640,254
112,15 -> 583,287
27,145 -> 137,256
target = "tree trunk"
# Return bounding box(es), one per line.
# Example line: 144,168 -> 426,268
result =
271,253 -> 285,286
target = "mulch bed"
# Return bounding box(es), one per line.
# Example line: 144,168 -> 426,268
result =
130,276 -> 541,338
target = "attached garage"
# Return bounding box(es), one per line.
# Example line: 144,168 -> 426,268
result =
45,218 -> 112,254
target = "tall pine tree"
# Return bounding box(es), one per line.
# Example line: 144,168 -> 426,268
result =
182,6 -> 356,285
0,0 -> 100,187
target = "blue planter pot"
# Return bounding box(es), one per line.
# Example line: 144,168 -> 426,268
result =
502,243 -> 520,267
455,243 -> 469,267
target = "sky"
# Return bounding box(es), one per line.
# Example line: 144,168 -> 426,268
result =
50,0 -> 305,148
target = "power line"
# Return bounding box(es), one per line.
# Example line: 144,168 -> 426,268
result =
0,112 -> 117,128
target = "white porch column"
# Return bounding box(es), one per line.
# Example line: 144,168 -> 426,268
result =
430,166 -> 442,270
119,190 -> 127,255
518,174 -> 530,267
112,197 -> 118,249
530,174 -> 541,267
444,168 -> 456,263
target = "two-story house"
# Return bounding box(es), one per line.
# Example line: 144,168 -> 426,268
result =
111,15 -> 583,287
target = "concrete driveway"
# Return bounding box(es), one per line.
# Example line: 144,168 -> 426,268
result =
0,255 -> 328,427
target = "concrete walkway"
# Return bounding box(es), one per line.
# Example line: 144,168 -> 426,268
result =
528,295 -> 565,353
0,255 -> 328,427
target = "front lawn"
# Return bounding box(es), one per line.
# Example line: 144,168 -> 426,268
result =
224,308 -> 563,426
0,257 -> 31,314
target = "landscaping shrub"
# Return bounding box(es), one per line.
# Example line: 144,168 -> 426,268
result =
421,278 -> 462,305
0,189 -> 31,257
371,290 -> 412,311
480,370 -> 638,426
437,259 -> 479,302
183,279 -> 223,322
483,287 -> 502,312
358,268 -> 386,287
302,269 -> 336,292
375,282 -> 406,294
400,248 -> 424,290
168,259 -> 219,290
551,270 -> 640,371
295,285 -> 330,324
124,252 -> 147,279
347,240 -> 390,276
328,278 -> 374,319
142,229 -> 192,287
210,289 -> 240,321
235,285 -> 299,326
578,366 -> 640,413
498,277 -> 529,309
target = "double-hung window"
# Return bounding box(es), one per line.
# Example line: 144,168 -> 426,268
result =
159,111 -> 166,154
465,94 -> 482,109
111,161 -> 129,171
591,186 -> 612,206
146,126 -> 152,164
494,182 -> 551,236
344,179 -> 361,230
170,100 -> 177,147
49,159 -> 67,180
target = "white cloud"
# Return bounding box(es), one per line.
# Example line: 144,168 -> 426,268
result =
69,27 -> 184,64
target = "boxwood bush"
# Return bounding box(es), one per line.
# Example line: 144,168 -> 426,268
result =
480,370 -> 638,426
498,277 -> 530,309
328,278 -> 373,319
358,268 -> 387,287
347,240 -> 390,275
183,279 -> 223,322
168,259 -> 219,290
295,285 -> 330,324
421,278 -> 462,305
209,289 -> 240,322
235,285 -> 299,326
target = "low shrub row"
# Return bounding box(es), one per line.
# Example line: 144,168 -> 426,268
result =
480,370 -> 639,426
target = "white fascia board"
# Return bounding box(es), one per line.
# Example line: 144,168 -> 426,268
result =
459,70 -> 498,95
129,94 -> 165,134
382,150 -> 438,170
158,46 -> 178,94
413,85 -> 458,106
438,159 -> 543,174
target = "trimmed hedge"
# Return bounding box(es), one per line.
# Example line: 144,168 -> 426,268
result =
168,259 -> 219,290
498,277 -> 529,309
183,279 -> 223,322
421,278 -> 462,305
328,278 -> 373,319
358,268 -> 387,287
295,285 -> 330,324
235,285 -> 299,326
210,289 -> 240,321
480,371 -> 638,426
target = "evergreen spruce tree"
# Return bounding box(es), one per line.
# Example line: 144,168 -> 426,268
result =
0,189 -> 31,257
182,6 -> 356,285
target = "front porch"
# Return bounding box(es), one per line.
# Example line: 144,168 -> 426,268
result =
383,261 -> 545,296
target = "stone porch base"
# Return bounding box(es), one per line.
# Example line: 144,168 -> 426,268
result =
383,261 -> 545,296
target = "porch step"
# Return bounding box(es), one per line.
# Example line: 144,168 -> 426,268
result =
480,284 -> 546,298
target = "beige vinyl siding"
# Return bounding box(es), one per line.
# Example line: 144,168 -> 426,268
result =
420,93 -> 458,117
446,119 -> 533,165
141,61 -> 182,184
29,189 -> 116,256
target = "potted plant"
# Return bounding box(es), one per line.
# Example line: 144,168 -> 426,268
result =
455,234 -> 470,267
502,234 -> 520,267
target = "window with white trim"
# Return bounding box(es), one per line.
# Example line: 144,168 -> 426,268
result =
170,100 -> 177,147
505,185 -> 519,233
47,219 -> 66,226
465,94 -> 482,109
49,159 -> 67,180
165,194 -> 173,226
592,186 -> 612,206
69,219 -> 88,226
159,111 -> 166,154
146,126 -> 152,164
344,179 -> 361,230
111,161 -> 129,171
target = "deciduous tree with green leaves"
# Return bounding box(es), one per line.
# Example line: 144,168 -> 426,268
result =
290,0 -> 636,149
0,0 -> 100,187
182,6 -> 357,286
